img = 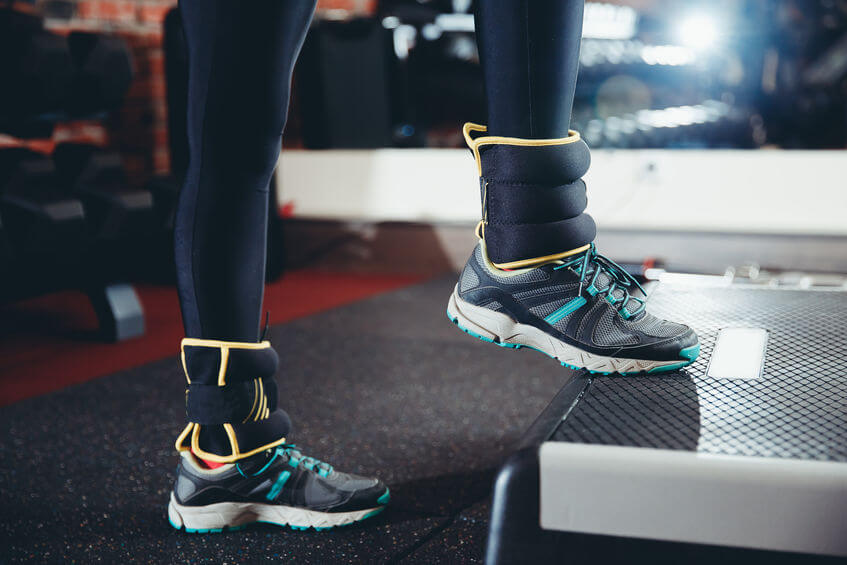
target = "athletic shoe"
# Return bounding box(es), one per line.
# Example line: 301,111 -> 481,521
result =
447,241 -> 699,375
168,444 -> 389,533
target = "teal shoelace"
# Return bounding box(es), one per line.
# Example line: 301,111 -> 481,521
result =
236,444 -> 334,478
553,243 -> 647,320
278,445 -> 334,478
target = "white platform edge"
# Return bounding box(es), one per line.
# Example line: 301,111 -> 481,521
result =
277,149 -> 847,235
538,442 -> 847,557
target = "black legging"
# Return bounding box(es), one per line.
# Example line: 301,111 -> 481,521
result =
175,0 -> 584,342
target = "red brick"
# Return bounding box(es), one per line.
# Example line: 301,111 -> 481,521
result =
76,0 -> 100,20
138,2 -> 174,24
97,0 -> 137,23
317,0 -> 356,10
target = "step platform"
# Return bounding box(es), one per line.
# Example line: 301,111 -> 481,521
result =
486,281 -> 847,565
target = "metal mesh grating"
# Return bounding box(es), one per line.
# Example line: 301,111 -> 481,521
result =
552,285 -> 847,462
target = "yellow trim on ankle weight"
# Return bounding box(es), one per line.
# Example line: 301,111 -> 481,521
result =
175,422 -> 193,452
178,421 -> 287,463
242,378 -> 260,423
462,122 -> 581,175
180,338 -> 271,386
475,220 -> 590,270
491,244 -> 591,270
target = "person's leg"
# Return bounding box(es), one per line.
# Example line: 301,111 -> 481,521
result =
476,0 -> 584,139
449,0 -> 700,375
169,0 -> 388,533
470,0 -> 594,268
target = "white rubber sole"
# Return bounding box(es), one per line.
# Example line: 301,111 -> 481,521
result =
168,492 -> 384,533
447,286 -> 693,375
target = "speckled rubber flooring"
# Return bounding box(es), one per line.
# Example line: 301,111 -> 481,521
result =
0,277 -> 571,564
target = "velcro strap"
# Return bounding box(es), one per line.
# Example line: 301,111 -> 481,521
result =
230,409 -> 291,454
480,139 -> 591,186
176,408 -> 292,463
484,213 -> 597,267
183,341 -> 278,385
186,377 -> 277,425
487,179 -> 587,225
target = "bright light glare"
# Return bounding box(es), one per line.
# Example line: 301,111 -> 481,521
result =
677,14 -> 719,49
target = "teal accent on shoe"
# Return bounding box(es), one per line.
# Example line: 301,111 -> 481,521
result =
647,360 -> 692,374
237,449 -> 279,478
544,297 -> 586,324
267,470 -> 291,501
585,284 -> 599,296
620,306 -> 632,320
449,304 -> 685,377
377,488 -> 390,505
448,308 -> 519,349
315,526 -> 334,531
183,526 -> 224,534
361,506 -> 386,520
253,451 -> 279,475
288,457 -> 300,468
169,517 -> 181,531
679,343 -> 700,362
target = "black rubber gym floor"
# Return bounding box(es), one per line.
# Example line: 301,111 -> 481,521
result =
0,276 -> 573,563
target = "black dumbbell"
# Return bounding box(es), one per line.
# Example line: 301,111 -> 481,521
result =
0,153 -> 88,260
53,144 -> 154,239
65,31 -> 134,116
0,9 -> 74,121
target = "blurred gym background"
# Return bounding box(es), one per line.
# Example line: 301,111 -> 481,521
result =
1,0 -> 846,397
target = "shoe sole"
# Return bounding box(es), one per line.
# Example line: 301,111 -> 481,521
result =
167,491 -> 387,533
447,286 -> 697,376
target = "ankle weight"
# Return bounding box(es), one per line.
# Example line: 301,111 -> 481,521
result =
175,338 -> 290,463
464,123 -> 596,268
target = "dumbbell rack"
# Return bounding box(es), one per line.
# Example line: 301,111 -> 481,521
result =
0,6 -> 157,342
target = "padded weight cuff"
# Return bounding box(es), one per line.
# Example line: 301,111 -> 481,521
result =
175,338 -> 289,463
463,123 -> 596,268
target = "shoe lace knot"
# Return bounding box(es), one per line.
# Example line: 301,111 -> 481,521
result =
277,445 -> 334,477
553,243 -> 648,319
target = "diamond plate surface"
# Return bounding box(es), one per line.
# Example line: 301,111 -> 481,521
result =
552,285 -> 847,462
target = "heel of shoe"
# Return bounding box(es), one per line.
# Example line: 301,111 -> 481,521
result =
447,287 -> 522,349
167,493 -> 250,533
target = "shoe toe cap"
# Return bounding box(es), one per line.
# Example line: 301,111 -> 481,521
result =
332,478 -> 389,512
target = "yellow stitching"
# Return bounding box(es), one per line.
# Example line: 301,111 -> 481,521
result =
180,348 -> 190,384
462,122 -> 487,146
189,436 -> 287,464
263,405 -> 269,419
187,422 -> 286,463
492,244 -> 591,269
223,423 -> 239,456
243,379 -> 259,423
255,379 -> 265,422
482,181 -> 489,223
180,338 -> 270,385
175,423 -> 193,452
181,338 -> 271,349
462,122 -> 581,175
217,346 -> 229,386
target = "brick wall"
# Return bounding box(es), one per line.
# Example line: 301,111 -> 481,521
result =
31,0 -> 376,183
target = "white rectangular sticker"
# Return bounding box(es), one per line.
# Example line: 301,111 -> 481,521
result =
706,327 -> 768,380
